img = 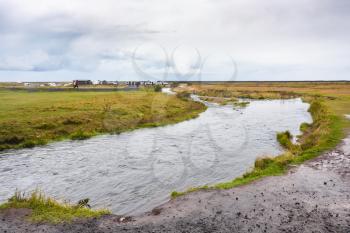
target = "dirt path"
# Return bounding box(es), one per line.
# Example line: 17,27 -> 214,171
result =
1,135 -> 350,233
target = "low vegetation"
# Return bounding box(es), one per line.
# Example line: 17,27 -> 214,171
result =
198,95 -> 250,108
153,84 -> 163,92
198,96 -> 238,105
171,82 -> 350,198
0,90 -> 206,151
186,88 -> 299,100
233,101 -> 250,108
0,191 -> 110,223
276,131 -> 300,153
300,122 -> 311,133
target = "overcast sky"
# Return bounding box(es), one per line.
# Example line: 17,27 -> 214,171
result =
0,0 -> 349,81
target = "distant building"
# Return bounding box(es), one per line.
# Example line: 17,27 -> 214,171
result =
108,81 -> 119,85
73,80 -> 92,85
99,80 -> 108,85
23,83 -> 39,87
96,80 -> 119,85
73,80 -> 92,88
125,80 -> 168,87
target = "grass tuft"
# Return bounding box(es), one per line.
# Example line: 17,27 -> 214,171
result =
276,131 -> 300,153
254,156 -> 274,169
300,122 -> 311,133
70,130 -> 95,140
0,190 -> 110,223
233,101 -> 250,108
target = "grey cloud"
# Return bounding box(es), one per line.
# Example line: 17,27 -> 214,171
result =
0,3 -> 160,72
0,0 -> 349,81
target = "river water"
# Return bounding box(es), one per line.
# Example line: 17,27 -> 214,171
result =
0,95 -> 312,215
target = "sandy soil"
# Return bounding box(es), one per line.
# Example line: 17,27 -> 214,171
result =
1,135 -> 350,233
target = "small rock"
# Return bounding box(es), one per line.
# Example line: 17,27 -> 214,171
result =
151,208 -> 162,215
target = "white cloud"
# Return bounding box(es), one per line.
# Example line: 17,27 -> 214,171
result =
0,0 -> 349,81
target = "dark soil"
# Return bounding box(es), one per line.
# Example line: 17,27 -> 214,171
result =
1,136 -> 350,233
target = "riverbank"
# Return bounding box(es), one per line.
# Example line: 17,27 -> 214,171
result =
170,82 -> 350,197
0,89 -> 206,151
1,132 -> 349,232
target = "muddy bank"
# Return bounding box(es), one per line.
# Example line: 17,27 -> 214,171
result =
1,135 -> 350,233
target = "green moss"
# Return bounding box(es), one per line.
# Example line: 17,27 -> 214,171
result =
0,191 -> 110,223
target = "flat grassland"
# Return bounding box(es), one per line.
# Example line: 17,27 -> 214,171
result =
0,89 -> 205,151
1,82 -> 349,223
175,81 -> 350,115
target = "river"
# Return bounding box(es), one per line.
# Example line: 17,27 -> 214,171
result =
0,93 -> 312,215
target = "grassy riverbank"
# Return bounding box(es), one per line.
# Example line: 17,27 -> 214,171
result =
0,89 -> 206,151
171,82 -> 350,198
0,191 -> 110,223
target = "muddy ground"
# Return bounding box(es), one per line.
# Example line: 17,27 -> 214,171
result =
1,135 -> 350,233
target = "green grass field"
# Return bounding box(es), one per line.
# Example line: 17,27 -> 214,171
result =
0,89 -> 206,150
